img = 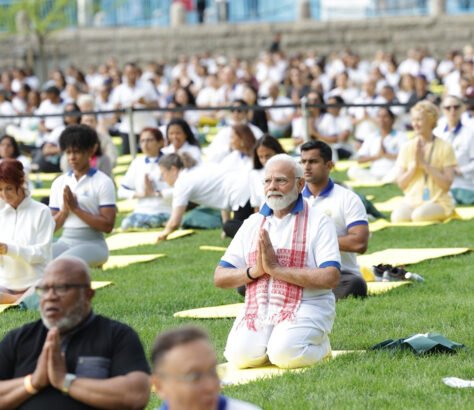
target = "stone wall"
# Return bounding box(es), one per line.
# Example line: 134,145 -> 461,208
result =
1,14 -> 473,71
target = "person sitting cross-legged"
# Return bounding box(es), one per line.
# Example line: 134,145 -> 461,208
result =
215,154 -> 341,369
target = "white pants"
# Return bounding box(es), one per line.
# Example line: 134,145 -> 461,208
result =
224,297 -> 335,369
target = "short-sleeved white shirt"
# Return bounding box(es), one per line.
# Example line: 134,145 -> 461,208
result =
220,195 -> 341,299
161,141 -> 202,164
110,80 -> 157,134
1,197 -> 54,290
302,180 -> 368,275
49,168 -> 116,229
434,122 -> 474,190
249,168 -> 265,208
35,100 -> 64,131
172,164 -> 249,211
118,154 -> 171,215
356,129 -> 407,178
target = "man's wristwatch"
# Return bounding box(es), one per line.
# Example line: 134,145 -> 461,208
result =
62,373 -> 77,395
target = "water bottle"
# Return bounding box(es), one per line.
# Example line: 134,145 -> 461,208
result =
405,272 -> 425,282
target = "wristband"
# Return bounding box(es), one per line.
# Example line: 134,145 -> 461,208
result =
24,374 -> 38,395
246,267 -> 257,281
62,373 -> 77,395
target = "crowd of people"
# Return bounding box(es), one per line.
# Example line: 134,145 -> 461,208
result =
0,42 -> 474,408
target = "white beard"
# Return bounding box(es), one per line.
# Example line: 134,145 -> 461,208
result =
266,187 -> 299,211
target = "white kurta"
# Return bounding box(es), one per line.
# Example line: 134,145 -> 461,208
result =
0,197 -> 54,290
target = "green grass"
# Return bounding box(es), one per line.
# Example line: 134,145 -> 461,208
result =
1,174 -> 473,409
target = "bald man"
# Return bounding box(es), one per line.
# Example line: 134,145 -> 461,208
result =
0,257 -> 150,409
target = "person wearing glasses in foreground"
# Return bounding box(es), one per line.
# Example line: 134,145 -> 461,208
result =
214,154 -> 340,369
0,256 -> 150,409
151,326 -> 261,410
391,100 -> 457,222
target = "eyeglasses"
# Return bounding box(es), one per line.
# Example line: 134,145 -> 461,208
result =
443,105 -> 461,111
158,367 -> 219,384
262,176 -> 300,186
35,284 -> 90,296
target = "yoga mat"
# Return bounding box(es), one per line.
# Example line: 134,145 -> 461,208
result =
218,350 -> 363,386
199,245 -> 228,252
36,172 -> 61,182
113,164 -> 130,174
117,154 -> 133,165
334,160 -> 370,172
357,248 -> 470,268
114,175 -> 125,186
369,219 -> 437,233
278,138 -> 295,153
106,229 -> 194,251
101,254 -> 165,270
173,281 -> 410,319
450,207 -> 474,221
344,179 -> 388,188
31,187 -> 51,197
374,196 -> 404,212
116,198 -> 137,213
0,281 -> 113,314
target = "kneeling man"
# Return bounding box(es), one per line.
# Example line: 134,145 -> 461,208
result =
214,154 -> 341,369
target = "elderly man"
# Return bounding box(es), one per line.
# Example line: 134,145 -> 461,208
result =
300,141 -> 369,300
214,154 -> 341,369
151,326 -> 261,410
0,257 -> 150,409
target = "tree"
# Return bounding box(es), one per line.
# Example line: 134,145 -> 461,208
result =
0,0 -> 75,81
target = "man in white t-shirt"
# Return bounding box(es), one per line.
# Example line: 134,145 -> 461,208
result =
261,83 -> 294,138
300,140 -> 369,300
215,154 -> 340,369
111,62 -> 158,154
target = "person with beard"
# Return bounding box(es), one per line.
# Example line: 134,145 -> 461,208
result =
0,256 -> 150,409
300,140 -> 369,301
214,154 -> 340,369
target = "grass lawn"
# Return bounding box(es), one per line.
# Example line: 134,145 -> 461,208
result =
1,171 -> 473,409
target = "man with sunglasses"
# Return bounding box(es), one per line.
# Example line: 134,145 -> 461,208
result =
151,326 -> 260,410
0,256 -> 150,409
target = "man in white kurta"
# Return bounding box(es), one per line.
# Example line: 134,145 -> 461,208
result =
214,154 -> 341,369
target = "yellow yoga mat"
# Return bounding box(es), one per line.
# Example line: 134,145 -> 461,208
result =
278,138 -> 295,153
117,154 -> 133,165
116,198 -> 138,213
31,187 -> 51,197
344,179 -> 388,188
450,207 -> 474,221
174,281 -> 410,319
199,245 -> 228,252
113,164 -> 130,174
357,248 -> 471,269
174,303 -> 244,319
0,281 -> 113,314
374,196 -> 404,212
369,219 -> 437,233
101,254 -> 165,270
218,350 -> 363,386
334,160 -> 370,172
34,172 -> 61,182
106,229 -> 194,251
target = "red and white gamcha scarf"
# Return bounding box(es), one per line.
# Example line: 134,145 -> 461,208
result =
244,200 -> 309,331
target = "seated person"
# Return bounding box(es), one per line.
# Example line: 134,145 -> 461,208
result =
348,108 -> 407,183
0,257 -> 150,409
162,118 -> 201,164
157,153 -> 251,241
118,127 -> 171,230
151,326 -> 261,410
0,159 -> 54,304
434,95 -> 474,204
215,154 -> 340,369
392,101 -> 457,222
49,125 -> 116,267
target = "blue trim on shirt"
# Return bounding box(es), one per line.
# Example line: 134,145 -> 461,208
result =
219,260 -> 236,268
121,184 -> 133,190
443,121 -> 463,135
347,220 -> 369,229
159,396 -> 228,410
145,156 -> 159,164
49,207 -> 60,211
99,204 -> 116,208
302,179 -> 334,199
259,194 -> 304,216
320,261 -> 341,270
87,168 -> 98,177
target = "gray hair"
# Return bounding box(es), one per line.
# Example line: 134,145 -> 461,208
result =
265,153 -> 303,178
